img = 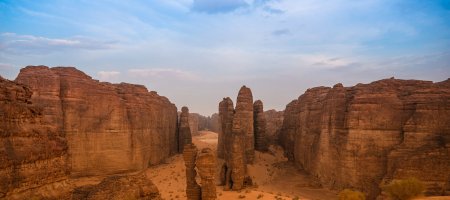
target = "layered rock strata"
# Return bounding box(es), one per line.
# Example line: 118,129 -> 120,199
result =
217,98 -> 234,159
0,76 -> 68,198
233,86 -> 254,163
1,66 -> 179,197
218,86 -> 255,191
253,100 -> 268,151
179,106 -> 193,152
196,148 -> 217,200
182,144 -> 201,200
71,174 -> 161,200
279,78 -> 450,199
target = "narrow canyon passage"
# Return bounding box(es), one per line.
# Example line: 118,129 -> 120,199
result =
146,131 -> 337,200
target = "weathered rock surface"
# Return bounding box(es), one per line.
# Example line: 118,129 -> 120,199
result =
217,98 -> 234,159
179,106 -> 193,153
196,148 -> 217,200
233,86 -> 254,163
218,86 -> 255,191
253,100 -> 268,151
279,78 -> 450,199
71,174 -> 161,200
182,143 -> 201,200
1,65 -> 179,197
0,76 -> 69,198
264,109 -> 284,146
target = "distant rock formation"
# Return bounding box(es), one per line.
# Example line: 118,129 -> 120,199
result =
254,100 -> 268,151
71,174 -> 161,200
208,113 -> 221,133
196,148 -> 217,200
189,113 -> 200,136
182,144 -> 201,200
278,78 -> 450,199
179,106 -> 193,152
264,109 -> 284,146
0,66 -> 179,197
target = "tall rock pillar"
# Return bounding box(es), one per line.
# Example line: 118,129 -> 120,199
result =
254,100 -> 268,151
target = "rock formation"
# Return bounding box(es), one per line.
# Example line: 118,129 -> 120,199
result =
0,76 -> 68,198
253,100 -> 268,151
182,143 -> 201,200
189,113 -> 199,136
196,148 -> 217,200
208,113 -> 221,133
278,100 -> 298,161
1,66 -> 179,197
217,97 -> 234,159
233,86 -> 254,163
71,174 -> 161,200
278,78 -> 450,199
179,106 -> 193,152
218,86 -> 255,191
264,109 -> 284,146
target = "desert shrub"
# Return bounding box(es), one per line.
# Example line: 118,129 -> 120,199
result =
338,189 -> 366,200
382,177 -> 425,200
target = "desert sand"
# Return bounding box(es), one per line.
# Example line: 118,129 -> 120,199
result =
146,130 -> 338,200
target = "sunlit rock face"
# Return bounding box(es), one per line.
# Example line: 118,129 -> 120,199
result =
232,86 -> 254,164
14,66 -> 178,177
0,76 -> 68,198
71,174 -> 162,200
0,65 -> 179,197
218,86 -> 256,191
279,78 -> 450,199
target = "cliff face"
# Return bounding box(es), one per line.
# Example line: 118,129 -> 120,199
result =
0,76 -> 68,197
1,66 -> 179,197
279,78 -> 450,199
264,109 -> 283,146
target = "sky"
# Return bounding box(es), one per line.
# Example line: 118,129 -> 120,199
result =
1,0 -> 449,115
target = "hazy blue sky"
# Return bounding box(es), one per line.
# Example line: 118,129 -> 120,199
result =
1,0 -> 449,115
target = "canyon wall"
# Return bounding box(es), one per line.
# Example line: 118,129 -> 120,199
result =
264,109 -> 284,146
0,76 -> 68,198
279,78 -> 450,199
1,66 -> 179,197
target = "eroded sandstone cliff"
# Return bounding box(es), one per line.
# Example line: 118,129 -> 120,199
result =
279,78 -> 450,199
1,66 -> 179,197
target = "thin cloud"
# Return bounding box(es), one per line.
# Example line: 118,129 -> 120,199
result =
0,33 -> 117,54
97,71 -> 121,81
128,68 -> 198,81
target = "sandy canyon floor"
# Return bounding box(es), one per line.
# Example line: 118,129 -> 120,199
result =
146,131 -> 338,200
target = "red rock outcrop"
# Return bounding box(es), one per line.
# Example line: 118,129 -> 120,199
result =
182,143 -> 201,200
233,86 -> 254,163
253,100 -> 268,151
0,76 -> 68,198
217,97 -> 233,159
1,65 -> 179,197
218,86 -> 255,191
196,148 -> 217,200
279,78 -> 450,199
179,106 -> 193,152
264,109 -> 284,146
71,174 -> 161,200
